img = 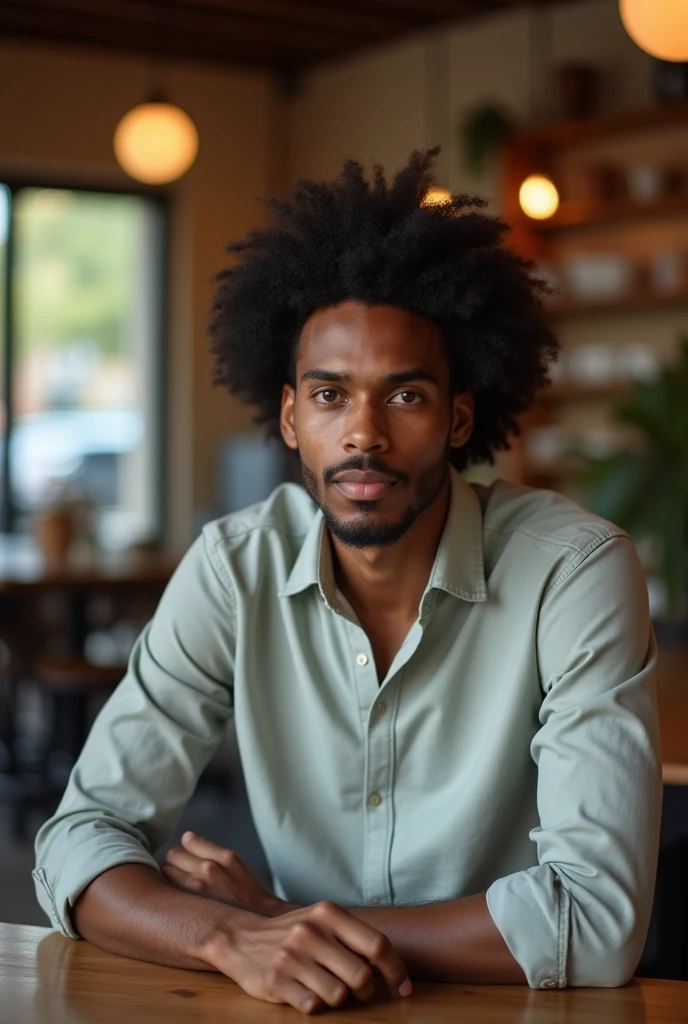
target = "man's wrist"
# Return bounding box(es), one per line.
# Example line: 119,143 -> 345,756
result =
192,902 -> 256,971
261,896 -> 301,917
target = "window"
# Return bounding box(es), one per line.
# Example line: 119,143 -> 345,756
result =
0,184 -> 166,547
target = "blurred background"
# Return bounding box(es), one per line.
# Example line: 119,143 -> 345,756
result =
0,0 -> 686,978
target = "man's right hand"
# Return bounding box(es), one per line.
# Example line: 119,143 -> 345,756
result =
205,899 -> 412,1014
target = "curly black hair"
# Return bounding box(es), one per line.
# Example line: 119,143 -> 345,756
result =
209,148 -> 558,471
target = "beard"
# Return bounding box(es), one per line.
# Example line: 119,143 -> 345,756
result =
300,444 -> 450,550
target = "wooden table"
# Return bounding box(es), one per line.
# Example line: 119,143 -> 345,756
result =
657,646 -> 688,786
2,924 -> 687,1024
0,533 -> 175,654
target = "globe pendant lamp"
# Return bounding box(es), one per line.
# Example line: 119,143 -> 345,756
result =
516,8 -> 560,222
519,173 -> 560,220
114,94 -> 199,185
422,186 -> 453,206
619,1 -> 688,62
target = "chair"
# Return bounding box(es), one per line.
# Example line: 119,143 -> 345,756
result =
7,656 -> 125,840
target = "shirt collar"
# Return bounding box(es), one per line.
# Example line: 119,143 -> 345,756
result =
278,466 -> 487,606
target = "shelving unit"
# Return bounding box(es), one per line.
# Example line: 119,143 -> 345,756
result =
501,101 -> 688,491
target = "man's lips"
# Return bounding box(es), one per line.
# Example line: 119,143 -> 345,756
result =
332,475 -> 398,501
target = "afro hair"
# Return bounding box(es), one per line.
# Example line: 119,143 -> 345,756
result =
209,148 -> 558,471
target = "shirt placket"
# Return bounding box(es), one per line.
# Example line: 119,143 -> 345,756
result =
343,594 -> 436,908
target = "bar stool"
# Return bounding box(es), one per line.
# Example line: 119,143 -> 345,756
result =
33,656 -> 125,767
9,657 -> 124,840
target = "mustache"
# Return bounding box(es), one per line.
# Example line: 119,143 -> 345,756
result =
323,456 -> 409,487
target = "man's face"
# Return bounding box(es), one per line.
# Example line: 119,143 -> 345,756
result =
280,301 -> 474,549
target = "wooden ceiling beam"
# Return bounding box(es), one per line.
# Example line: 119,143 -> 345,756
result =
0,0 -> 570,70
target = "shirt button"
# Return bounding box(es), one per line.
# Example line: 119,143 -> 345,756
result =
356,653 -> 369,666
375,701 -> 387,714
541,980 -> 557,989
368,792 -> 382,807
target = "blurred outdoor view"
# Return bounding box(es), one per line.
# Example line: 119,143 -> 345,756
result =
0,186 -> 163,547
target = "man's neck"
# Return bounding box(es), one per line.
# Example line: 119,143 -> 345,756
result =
329,480 -> 451,623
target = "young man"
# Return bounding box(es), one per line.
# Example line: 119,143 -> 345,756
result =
34,151 -> 661,1014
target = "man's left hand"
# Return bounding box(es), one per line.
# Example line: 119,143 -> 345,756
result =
162,832 -> 289,917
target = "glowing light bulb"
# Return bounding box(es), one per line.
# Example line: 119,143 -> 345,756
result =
619,0 -> 688,62
519,174 -> 560,220
422,186 -> 453,206
114,102 -> 199,185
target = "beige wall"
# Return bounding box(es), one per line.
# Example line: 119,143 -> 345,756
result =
287,0 -> 677,486
0,3 -> 666,542
289,0 -> 653,203
0,38 -> 280,548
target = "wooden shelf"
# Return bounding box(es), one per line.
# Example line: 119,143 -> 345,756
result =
512,100 -> 688,149
521,459 -> 582,484
517,193 -> 688,233
503,102 -> 688,490
537,381 -> 632,404
546,289 -> 688,317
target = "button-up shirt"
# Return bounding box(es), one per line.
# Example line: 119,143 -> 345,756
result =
33,469 -> 662,990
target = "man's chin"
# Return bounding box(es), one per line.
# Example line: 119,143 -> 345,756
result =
322,505 -> 417,550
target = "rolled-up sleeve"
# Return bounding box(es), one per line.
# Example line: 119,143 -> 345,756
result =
486,535 -> 662,989
33,529 -> 236,938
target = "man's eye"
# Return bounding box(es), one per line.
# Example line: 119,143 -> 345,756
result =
391,391 -> 421,405
314,389 -> 340,404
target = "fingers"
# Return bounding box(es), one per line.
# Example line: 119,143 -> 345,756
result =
164,846 -> 201,875
277,949 -> 350,1009
311,902 -> 411,999
268,974 -> 323,1016
301,934 -> 376,1003
181,832 -> 240,869
161,862 -> 196,893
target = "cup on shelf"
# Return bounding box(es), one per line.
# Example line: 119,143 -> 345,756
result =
650,250 -> 687,294
616,344 -> 660,382
567,343 -> 617,383
626,164 -> 662,204
562,254 -> 636,301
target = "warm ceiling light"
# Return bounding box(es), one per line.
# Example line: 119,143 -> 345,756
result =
113,101 -> 199,185
423,186 -> 453,206
619,0 -> 688,62
519,174 -> 560,220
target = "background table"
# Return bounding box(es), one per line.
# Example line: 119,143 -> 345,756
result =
656,646 -> 688,786
2,923 -> 688,1024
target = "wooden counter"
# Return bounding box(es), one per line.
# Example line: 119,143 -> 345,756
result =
2,923 -> 687,1024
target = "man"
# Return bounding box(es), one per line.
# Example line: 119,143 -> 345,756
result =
34,150 -> 661,1014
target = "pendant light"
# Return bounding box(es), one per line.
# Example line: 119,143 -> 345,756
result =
519,174 -> 560,220
619,1 -> 688,62
113,3 -> 199,185
518,7 -> 560,221
423,186 -> 453,206
114,94 -> 199,185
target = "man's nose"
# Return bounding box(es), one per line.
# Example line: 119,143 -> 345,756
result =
341,400 -> 389,453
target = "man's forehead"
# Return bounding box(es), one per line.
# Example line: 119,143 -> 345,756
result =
297,302 -> 445,364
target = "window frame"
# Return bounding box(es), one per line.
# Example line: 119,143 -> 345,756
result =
0,175 -> 169,543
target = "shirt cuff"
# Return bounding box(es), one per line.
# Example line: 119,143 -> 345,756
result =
486,865 -> 570,989
32,830 -> 161,939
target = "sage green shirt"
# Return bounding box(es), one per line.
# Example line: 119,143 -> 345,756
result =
33,469 -> 662,989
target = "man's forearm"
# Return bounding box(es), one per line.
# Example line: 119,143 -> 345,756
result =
346,892 -> 525,984
72,863 -> 249,970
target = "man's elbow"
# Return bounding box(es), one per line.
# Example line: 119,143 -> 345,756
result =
569,915 -> 646,988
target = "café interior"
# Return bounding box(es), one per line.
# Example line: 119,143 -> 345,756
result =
0,0 -> 687,995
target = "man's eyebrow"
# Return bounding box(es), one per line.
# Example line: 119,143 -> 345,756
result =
300,368 -> 438,385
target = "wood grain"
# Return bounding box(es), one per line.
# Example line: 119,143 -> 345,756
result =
2,923 -> 688,1024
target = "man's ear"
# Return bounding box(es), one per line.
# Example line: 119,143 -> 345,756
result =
450,391 -> 474,450
280,383 -> 298,451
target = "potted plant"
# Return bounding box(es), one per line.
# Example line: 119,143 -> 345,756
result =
459,103 -> 514,177
579,336 -> 688,643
